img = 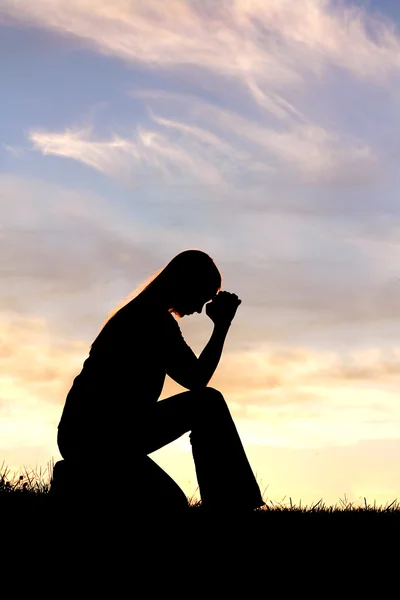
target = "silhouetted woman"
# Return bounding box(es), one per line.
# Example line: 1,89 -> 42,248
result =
57,250 -> 264,513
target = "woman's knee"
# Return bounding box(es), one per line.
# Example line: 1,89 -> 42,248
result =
204,386 -> 225,400
193,386 -> 228,414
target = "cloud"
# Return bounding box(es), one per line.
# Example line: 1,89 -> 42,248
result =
2,0 -> 400,85
0,313 -> 87,407
29,124 -> 227,187
2,174 -> 400,454
2,313 -> 400,452
29,92 -> 378,186
159,342 -> 400,448
208,345 -> 400,404
3,169 -> 400,356
0,175 -> 164,328
0,313 -> 80,465
2,0 -> 392,188
3,144 -> 24,158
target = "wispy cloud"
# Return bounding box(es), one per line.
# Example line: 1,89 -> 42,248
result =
29,93 -> 378,186
3,144 -> 24,158
2,309 -> 398,454
2,0 -> 400,84
2,0 -> 393,187
29,124 -> 227,186
0,175 -> 163,327
159,343 -> 400,447
0,313 -> 87,408
2,171 -> 399,350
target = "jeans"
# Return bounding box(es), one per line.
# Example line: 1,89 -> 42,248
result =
57,387 -> 264,511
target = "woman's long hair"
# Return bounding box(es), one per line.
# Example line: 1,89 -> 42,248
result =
96,249 -> 222,336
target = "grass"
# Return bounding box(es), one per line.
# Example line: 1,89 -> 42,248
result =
0,460 -> 53,495
1,459 -> 399,514
1,459 -> 398,586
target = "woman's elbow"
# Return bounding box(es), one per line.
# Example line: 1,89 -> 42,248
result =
188,376 -> 210,392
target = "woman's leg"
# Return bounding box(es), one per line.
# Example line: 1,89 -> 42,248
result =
57,387 -> 264,510
56,425 -> 188,510
140,387 -> 264,511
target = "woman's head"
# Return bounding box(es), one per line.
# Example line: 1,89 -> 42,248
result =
99,249 -> 222,332
158,249 -> 222,317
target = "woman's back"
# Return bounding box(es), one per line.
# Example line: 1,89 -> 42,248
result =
58,297 -> 175,438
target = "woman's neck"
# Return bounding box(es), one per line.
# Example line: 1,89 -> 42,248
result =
139,285 -> 172,311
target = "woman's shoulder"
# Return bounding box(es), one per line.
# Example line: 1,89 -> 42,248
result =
101,300 -> 173,337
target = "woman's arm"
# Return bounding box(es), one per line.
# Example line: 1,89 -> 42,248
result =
166,291 -> 240,391
166,322 -> 230,391
194,322 -> 231,389
194,291 -> 240,388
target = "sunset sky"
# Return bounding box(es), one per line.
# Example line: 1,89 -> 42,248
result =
2,0 -> 400,507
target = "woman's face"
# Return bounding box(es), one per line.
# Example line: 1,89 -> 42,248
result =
174,287 -> 216,317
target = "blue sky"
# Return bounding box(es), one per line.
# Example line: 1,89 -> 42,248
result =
2,0 -> 400,505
